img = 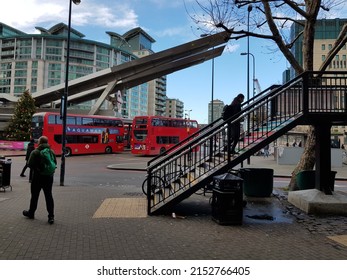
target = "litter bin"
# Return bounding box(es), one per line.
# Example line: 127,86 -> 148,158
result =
0,157 -> 12,190
296,170 -> 337,191
238,168 -> 273,197
211,173 -> 243,225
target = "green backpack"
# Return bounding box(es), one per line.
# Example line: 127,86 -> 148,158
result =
40,148 -> 56,176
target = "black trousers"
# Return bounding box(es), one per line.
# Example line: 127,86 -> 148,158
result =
21,163 -> 33,181
230,123 -> 241,153
28,173 -> 54,218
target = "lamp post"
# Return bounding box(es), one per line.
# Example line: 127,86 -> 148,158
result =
241,52 -> 255,97
60,0 -> 81,186
210,55 -> 214,123
184,109 -> 192,120
200,34 -> 215,124
246,4 -> 252,101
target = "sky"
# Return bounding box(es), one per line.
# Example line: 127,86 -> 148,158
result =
1,0 -> 347,124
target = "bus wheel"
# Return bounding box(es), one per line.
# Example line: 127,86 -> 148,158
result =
105,146 -> 112,154
160,147 -> 166,155
64,147 -> 72,157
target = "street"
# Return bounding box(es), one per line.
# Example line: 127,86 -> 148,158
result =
8,152 -> 147,191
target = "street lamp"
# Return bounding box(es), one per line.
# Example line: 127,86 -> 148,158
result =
184,109 -> 192,120
246,4 -> 252,101
241,52 -> 256,97
211,55 -> 214,123
60,0 -> 81,186
200,34 -> 214,124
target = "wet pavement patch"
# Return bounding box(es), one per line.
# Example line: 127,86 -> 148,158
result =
246,214 -> 275,220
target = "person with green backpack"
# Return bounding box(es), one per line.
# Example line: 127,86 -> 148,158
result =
23,136 -> 57,224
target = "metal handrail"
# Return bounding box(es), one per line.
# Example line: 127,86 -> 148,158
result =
146,71 -> 347,214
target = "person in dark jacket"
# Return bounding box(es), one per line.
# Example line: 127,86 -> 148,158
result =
20,139 -> 35,181
228,93 -> 245,154
23,136 -> 57,224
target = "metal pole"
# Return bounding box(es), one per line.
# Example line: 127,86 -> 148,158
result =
241,52 -> 255,97
246,6 -> 251,101
252,53 -> 255,97
60,0 -> 80,186
211,56 -> 214,122
246,4 -> 252,165
248,53 -> 255,97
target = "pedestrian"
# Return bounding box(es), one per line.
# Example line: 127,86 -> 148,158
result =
20,138 -> 35,181
264,144 -> 270,157
23,136 -> 57,224
226,93 -> 245,154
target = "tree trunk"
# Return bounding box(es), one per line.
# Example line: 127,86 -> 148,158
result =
288,125 -> 316,190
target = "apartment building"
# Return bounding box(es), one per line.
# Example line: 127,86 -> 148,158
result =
289,18 -> 347,146
0,22 -> 181,119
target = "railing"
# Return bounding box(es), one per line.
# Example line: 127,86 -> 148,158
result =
145,71 -> 347,215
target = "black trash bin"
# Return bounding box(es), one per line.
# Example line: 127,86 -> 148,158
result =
211,173 -> 243,225
296,170 -> 337,191
0,158 -> 12,191
238,168 -> 273,197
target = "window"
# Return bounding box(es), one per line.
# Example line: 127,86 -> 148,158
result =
321,44 -> 325,51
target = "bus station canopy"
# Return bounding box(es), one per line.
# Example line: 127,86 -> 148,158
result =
2,31 -> 230,113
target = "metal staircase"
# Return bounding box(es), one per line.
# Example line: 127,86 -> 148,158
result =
144,71 -> 347,215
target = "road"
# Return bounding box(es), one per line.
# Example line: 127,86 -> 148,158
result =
9,152 -> 148,194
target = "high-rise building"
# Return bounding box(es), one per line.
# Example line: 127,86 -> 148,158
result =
208,99 -> 224,123
0,22 -> 172,118
166,98 -> 184,118
289,18 -> 347,145
289,18 -> 347,79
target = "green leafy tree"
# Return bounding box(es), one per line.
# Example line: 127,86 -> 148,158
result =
5,89 -> 36,141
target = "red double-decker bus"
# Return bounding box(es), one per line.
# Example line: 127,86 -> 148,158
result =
31,112 -> 124,156
121,118 -> 133,150
131,116 -> 199,156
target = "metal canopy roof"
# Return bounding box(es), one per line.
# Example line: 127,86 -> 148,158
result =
5,31 -> 230,108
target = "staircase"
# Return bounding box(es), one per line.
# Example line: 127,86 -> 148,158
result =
144,71 -> 347,215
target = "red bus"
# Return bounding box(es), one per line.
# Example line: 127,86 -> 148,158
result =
121,118 -> 133,150
31,112 -> 124,156
131,116 -> 199,156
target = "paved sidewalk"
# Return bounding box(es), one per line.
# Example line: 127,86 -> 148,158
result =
1,151 -> 347,260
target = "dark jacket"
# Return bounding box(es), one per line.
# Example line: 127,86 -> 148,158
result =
27,143 -> 57,175
229,99 -> 242,126
25,141 -> 35,161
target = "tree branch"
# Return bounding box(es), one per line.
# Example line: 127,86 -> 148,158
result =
262,0 -> 304,73
283,0 -> 308,18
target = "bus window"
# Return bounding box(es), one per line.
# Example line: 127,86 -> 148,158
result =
156,136 -> 179,144
116,135 -> 123,143
67,116 -> 76,125
134,130 -> 147,141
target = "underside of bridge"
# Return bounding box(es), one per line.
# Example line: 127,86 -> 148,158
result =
0,31 -> 229,115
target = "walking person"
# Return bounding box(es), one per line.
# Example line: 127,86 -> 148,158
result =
264,144 -> 270,158
23,136 -> 57,224
20,139 -> 35,181
225,93 -> 245,154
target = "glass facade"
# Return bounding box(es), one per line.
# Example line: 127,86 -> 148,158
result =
0,23 -> 176,119
290,18 -> 347,79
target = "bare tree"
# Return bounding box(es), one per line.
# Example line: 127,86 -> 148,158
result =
190,0 -> 347,190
